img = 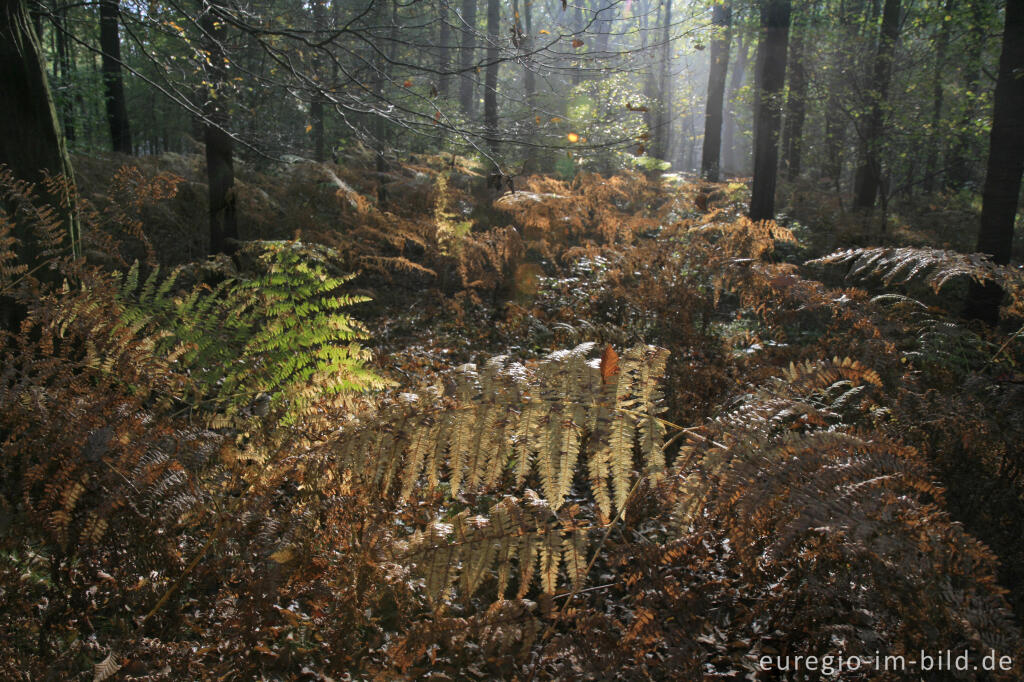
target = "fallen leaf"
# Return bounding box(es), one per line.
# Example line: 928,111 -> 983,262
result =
600,344 -> 619,383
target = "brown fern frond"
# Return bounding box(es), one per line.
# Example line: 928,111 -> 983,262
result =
808,246 -> 1020,293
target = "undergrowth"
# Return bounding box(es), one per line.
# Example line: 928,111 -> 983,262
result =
2,160 -> 1023,679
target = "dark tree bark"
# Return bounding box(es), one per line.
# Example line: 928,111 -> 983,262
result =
482,0 -> 499,155
99,0 -> 131,154
199,1 -> 237,255
438,0 -> 451,99
780,6 -> 807,181
964,0 -> 1024,325
852,0 -> 901,210
0,0 -> 77,249
701,1 -> 731,181
748,0 -> 790,222
458,0 -> 477,117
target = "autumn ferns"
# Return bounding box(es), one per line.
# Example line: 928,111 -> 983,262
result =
808,245 -> 1020,292
328,342 -> 670,601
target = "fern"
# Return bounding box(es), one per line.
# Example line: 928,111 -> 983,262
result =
808,246 -> 1018,292
121,240 -> 388,423
327,343 -> 669,600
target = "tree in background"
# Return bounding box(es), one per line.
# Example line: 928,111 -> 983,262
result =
721,18 -> 750,176
701,1 -> 731,181
99,0 -> 131,154
779,0 -> 809,181
852,0 -> 901,211
749,0 -> 789,221
198,0 -> 237,255
482,0 -> 500,156
649,0 -> 674,162
458,0 -> 478,118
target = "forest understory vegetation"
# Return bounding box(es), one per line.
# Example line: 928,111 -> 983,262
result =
2,153 -> 1023,680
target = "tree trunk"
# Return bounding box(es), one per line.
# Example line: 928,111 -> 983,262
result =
519,0 -> 539,172
701,1 -> 731,181
571,4 -> 584,87
99,0 -> 131,154
650,0 -> 673,162
458,0 -> 477,117
438,0 -> 451,99
199,1 -> 237,255
54,0 -> 75,143
0,0 -> 78,252
749,0 -> 790,222
483,0 -> 499,155
852,0 -> 901,210
780,5 -> 807,181
923,0 -> 953,194
594,0 -> 613,55
641,0 -> 656,154
310,0 -> 327,162
964,0 -> 1024,325
722,28 -> 748,175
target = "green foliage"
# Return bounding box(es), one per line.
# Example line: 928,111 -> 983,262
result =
122,240 -> 388,423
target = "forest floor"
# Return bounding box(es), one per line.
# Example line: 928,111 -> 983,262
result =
3,153 -> 1023,679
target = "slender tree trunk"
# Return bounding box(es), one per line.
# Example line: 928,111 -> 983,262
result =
458,0 -> 477,117
310,0 -> 327,162
780,6 -> 807,180
482,0 -> 499,155
438,0 -> 451,98
923,0 -> 953,194
641,0 -> 656,153
571,4 -> 584,87
964,0 -> 1024,324
722,29 -> 748,175
199,1 -> 236,255
520,0 -> 539,172
522,0 -> 535,103
54,0 -> 75,143
749,0 -> 790,222
852,0 -> 901,210
651,0 -> 673,161
594,0 -> 613,55
821,0 -> 861,184
99,0 -> 131,154
701,1 -> 731,181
